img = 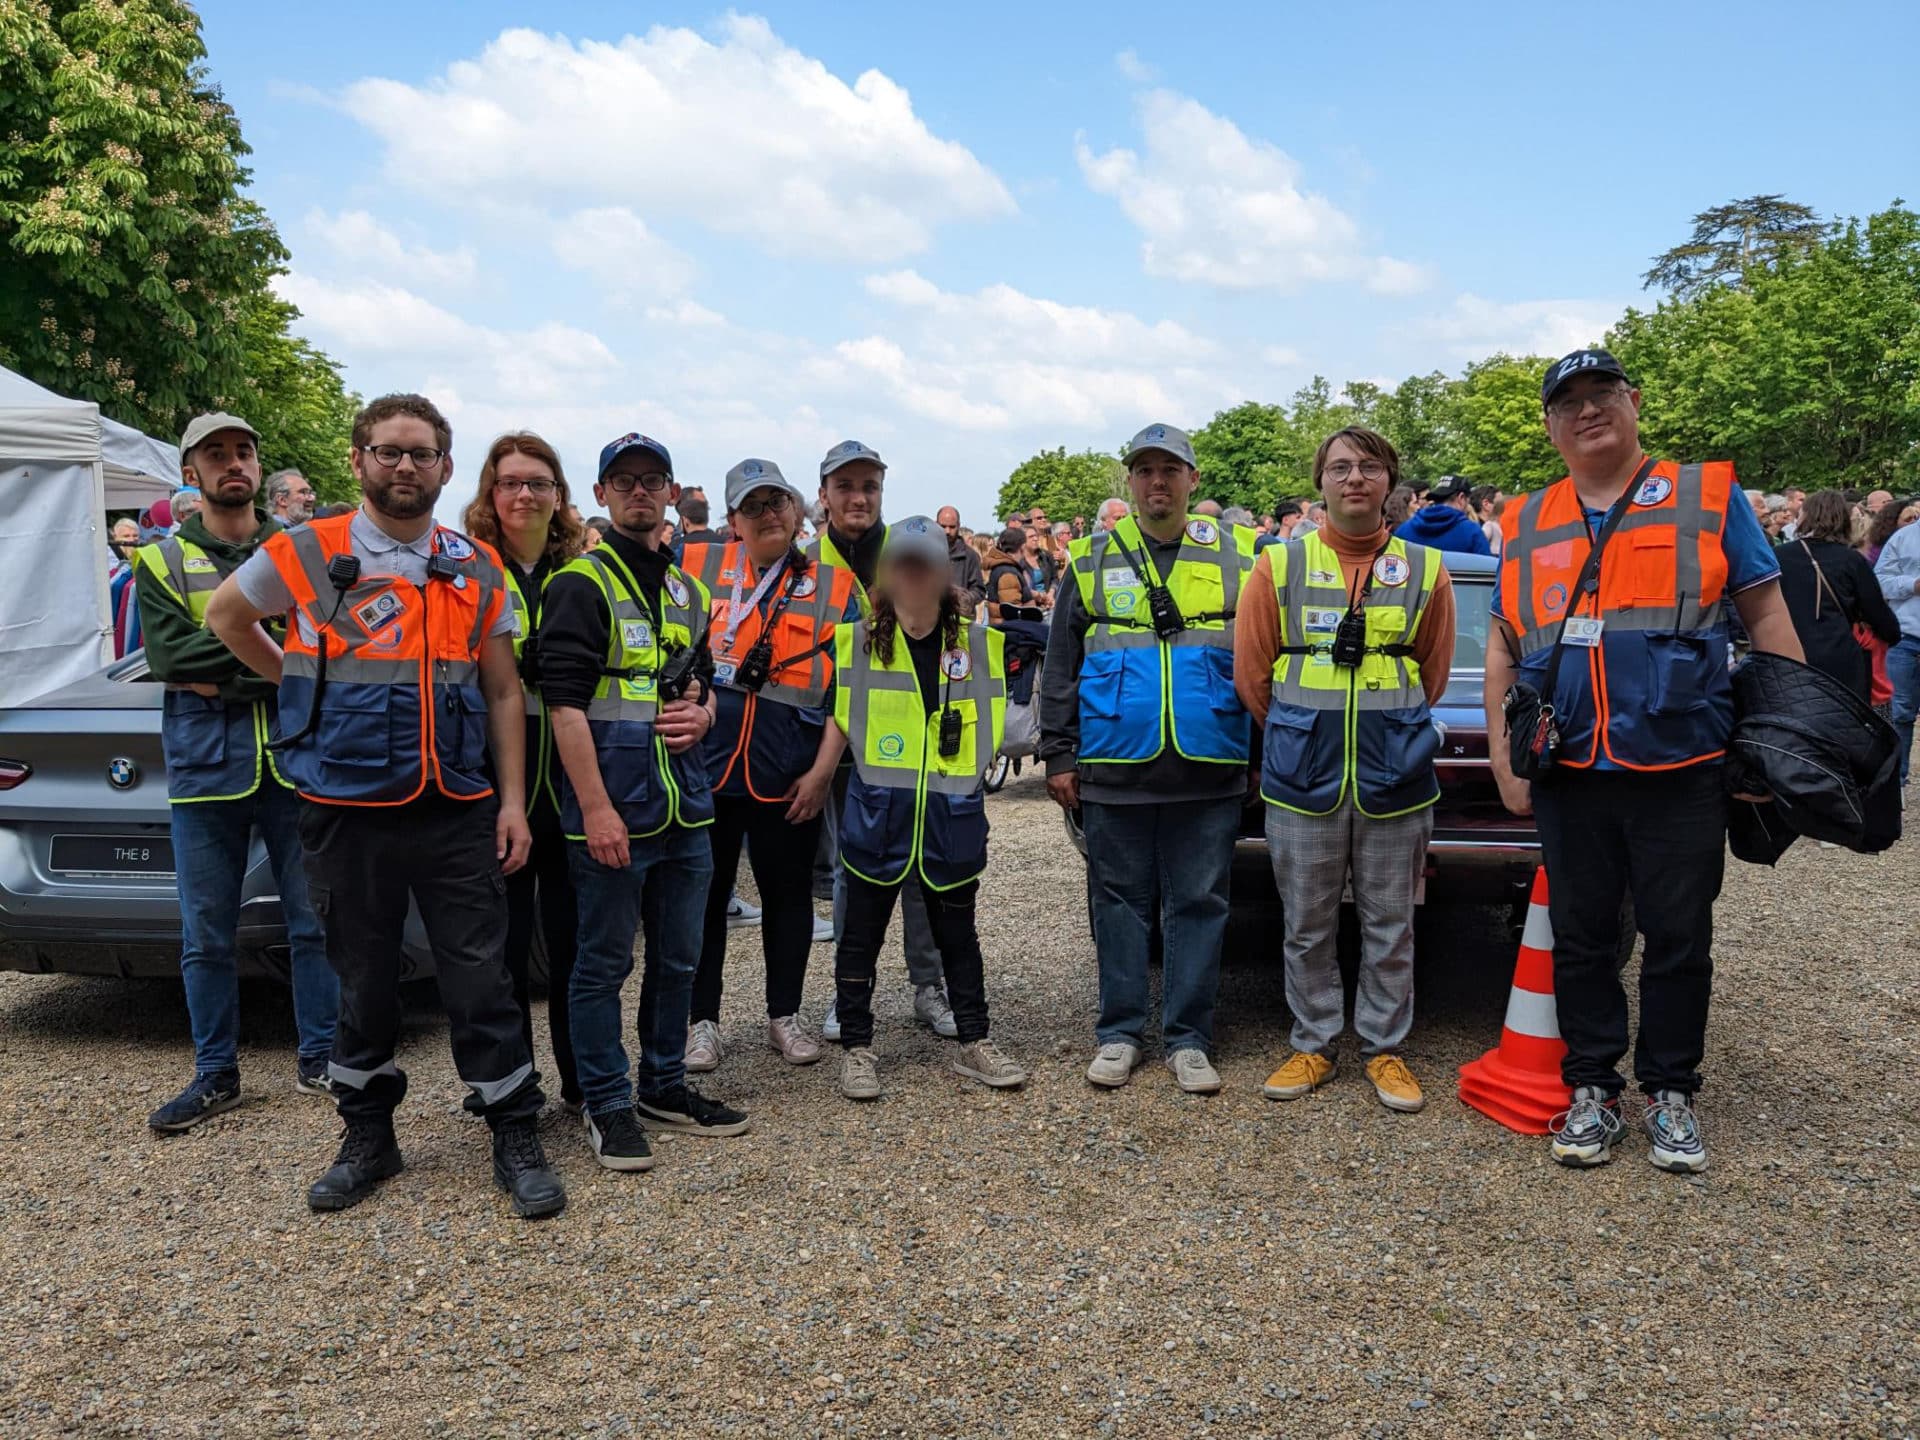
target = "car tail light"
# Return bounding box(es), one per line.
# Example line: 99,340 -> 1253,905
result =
0,759 -> 29,791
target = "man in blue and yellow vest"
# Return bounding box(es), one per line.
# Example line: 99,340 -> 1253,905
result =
1235,427 -> 1456,1115
539,431 -> 751,1177
1039,423 -> 1255,1095
1486,349 -> 1802,1174
135,412 -> 338,1133
208,393 -> 563,1220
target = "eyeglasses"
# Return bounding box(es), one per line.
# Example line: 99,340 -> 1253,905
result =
603,471 -> 672,494
495,478 -> 557,497
364,445 -> 446,469
1323,460 -> 1390,482
736,490 -> 793,519
1546,383 -> 1631,421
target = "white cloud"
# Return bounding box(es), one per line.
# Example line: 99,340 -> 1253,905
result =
1077,89 -> 1426,293
549,207 -> 697,302
339,17 -> 1014,263
304,209 -> 478,288
1115,49 -> 1155,83
645,299 -> 728,328
1413,293 -> 1625,361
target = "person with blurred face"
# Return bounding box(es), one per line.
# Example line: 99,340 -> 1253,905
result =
820,516 -> 1025,1100
1237,428 -> 1457,1116
461,433 -> 590,1113
1040,424 -> 1255,1096
808,442 -> 957,1041
206,393 -> 558,1217
1486,350 -> 1802,1175
936,504 -> 986,614
678,460 -> 858,1074
266,469 -> 316,527
135,413 -> 339,1134
538,432 -> 748,1174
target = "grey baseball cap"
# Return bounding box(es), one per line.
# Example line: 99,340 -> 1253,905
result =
1121,422 -> 1196,469
821,439 -> 886,480
879,515 -> 948,571
179,411 -> 259,456
724,457 -> 804,512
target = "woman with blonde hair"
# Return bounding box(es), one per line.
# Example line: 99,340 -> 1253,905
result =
462,433 -> 589,1110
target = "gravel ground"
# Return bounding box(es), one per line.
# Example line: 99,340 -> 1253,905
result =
1,774 -> 1915,1438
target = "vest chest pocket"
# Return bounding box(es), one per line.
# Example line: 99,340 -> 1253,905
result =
317,685 -> 392,767
1623,536 -> 1679,605
161,690 -> 229,770
445,684 -> 489,770
1261,702 -> 1321,786
1643,633 -> 1712,715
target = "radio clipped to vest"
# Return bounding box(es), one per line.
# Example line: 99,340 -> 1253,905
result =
656,641 -> 713,705
938,704 -> 964,760
269,553 -> 362,751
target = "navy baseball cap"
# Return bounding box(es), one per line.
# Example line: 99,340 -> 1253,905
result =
598,432 -> 672,480
1427,474 -> 1472,502
821,439 -> 886,480
1542,349 -> 1631,405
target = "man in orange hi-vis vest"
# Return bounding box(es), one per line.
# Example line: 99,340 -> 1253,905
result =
206,393 -> 565,1221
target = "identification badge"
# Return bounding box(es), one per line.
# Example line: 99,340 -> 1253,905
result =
509,607 -> 526,639
1563,616 -> 1605,647
620,619 -> 654,651
1302,607 -> 1344,633
353,589 -> 404,633
713,659 -> 738,687
1101,566 -> 1136,590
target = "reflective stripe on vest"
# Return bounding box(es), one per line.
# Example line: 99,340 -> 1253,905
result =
501,563 -> 551,801
1496,460 -> 1736,770
806,531 -> 875,619
1260,532 -> 1441,818
831,620 -> 1006,889
1066,516 -> 1254,764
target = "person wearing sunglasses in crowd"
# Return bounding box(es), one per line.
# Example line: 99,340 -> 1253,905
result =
461,433 -> 589,1114
678,460 -> 860,1072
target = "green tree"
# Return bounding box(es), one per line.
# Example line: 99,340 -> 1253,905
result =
232,289 -> 360,503
1643,194 -> 1826,298
1447,354 -> 1564,490
1189,400 -> 1301,511
1370,370 -> 1463,481
997,446 -> 1124,525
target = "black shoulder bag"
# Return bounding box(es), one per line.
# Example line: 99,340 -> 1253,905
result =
1502,458 -> 1654,780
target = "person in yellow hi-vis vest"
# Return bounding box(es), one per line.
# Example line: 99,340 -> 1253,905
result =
812,517 -> 1028,1102
1234,427 -> 1456,1115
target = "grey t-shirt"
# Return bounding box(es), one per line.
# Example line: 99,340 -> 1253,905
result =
233,506 -> 515,644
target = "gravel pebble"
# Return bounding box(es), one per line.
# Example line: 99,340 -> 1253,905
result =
1,774 -> 1914,1437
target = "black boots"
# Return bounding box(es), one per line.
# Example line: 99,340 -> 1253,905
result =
492,1120 -> 567,1219
307,1120 -> 404,1211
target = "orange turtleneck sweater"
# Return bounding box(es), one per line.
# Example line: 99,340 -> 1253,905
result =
1234,523 -> 1456,728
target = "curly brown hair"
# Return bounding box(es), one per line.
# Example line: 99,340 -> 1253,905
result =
352,392 -> 451,451
461,432 -> 587,566
864,583 -> 964,665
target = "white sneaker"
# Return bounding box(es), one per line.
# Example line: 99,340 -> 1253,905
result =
685,1019 -> 722,1073
1167,1048 -> 1222,1094
1085,1041 -> 1142,1088
726,894 -> 762,929
840,1046 -> 882,1101
811,913 -> 835,943
913,983 -> 959,1039
821,999 -> 841,1042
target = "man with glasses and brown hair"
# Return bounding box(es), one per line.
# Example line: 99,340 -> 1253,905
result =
206,393 -> 563,1219
1485,349 -> 1801,1174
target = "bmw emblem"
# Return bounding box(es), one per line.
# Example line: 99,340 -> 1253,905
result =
107,757 -> 139,790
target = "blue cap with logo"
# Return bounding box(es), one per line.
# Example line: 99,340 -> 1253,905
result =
724,457 -> 804,512
1541,349 -> 1631,406
598,432 -> 673,481
879,514 -> 948,571
821,439 -> 886,480
1121,422 -> 1197,469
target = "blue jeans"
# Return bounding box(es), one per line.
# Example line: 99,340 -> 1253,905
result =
1082,796 -> 1240,1055
567,826 -> 714,1116
1888,634 -> 1920,785
170,782 -> 336,1076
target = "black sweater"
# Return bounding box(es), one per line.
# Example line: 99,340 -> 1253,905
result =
537,530 -> 677,712
1775,539 -> 1901,699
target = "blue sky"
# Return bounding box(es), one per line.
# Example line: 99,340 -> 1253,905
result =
198,1 -> 1919,522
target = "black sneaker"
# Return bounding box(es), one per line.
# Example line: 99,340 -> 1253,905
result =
307,1121 -> 403,1211
1549,1085 -> 1626,1167
634,1084 -> 751,1137
492,1121 -> 567,1219
294,1058 -> 335,1097
584,1106 -> 655,1172
1643,1089 -> 1708,1174
148,1071 -> 242,1133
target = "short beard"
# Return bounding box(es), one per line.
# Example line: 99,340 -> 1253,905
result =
367,476 -> 442,520
204,486 -> 256,511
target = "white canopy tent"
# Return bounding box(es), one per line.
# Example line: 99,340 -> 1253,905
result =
0,364 -> 180,705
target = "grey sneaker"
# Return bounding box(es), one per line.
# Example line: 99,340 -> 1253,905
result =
768,1014 -> 823,1065
1167,1048 -> 1222,1094
1085,1041 -> 1142,1088
811,913 -> 835,944
1550,1086 -> 1626,1167
685,1019 -> 722,1073
953,1038 -> 1026,1089
913,984 -> 958,1039
840,1046 -> 882,1101
821,999 -> 842,1042
1643,1089 -> 1707,1174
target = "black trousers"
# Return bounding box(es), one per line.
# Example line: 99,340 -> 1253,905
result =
502,792 -> 581,1104
691,794 -> 822,1023
1532,764 -> 1727,1098
299,794 -> 542,1128
836,872 -> 989,1048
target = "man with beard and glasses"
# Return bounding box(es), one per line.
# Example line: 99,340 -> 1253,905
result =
207,393 -> 563,1220
267,468 -> 316,528
136,413 -> 339,1131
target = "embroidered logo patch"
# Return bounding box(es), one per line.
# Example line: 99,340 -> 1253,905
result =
1186,519 -> 1218,545
1372,553 -> 1411,587
792,574 -> 817,599
665,575 -> 691,608
436,531 -> 474,561
941,648 -> 971,680
1633,475 -> 1673,507
877,733 -> 906,760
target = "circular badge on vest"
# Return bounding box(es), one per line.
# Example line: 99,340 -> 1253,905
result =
792,574 -> 817,599
1634,475 -> 1674,507
1372,553 -> 1411,587
665,575 -> 690,608
1109,589 -> 1138,615
1185,518 -> 1218,545
877,733 -> 906,760
437,531 -> 474,561
941,648 -> 972,680
1542,582 -> 1570,618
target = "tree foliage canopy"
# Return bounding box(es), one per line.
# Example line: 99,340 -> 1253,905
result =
995,446 -> 1124,526
1642,194 -> 1826,299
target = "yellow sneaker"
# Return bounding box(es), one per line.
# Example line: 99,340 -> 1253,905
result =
1366,1054 -> 1426,1113
1262,1050 -> 1335,1100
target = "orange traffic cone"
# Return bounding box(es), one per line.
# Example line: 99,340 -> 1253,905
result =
1458,867 -> 1572,1134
